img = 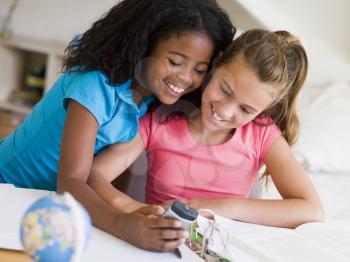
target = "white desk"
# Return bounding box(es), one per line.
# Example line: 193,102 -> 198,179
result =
0,184 -> 201,261
3,184 -> 349,262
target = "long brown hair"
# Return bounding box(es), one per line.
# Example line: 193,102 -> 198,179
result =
220,29 -> 308,183
220,29 -> 308,147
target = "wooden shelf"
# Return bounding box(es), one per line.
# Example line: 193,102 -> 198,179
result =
0,100 -> 32,115
0,248 -> 31,262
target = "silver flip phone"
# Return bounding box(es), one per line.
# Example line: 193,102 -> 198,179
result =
162,200 -> 198,231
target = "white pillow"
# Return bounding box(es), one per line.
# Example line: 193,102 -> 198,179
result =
293,81 -> 350,173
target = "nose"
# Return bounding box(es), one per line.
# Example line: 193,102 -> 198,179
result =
176,66 -> 193,84
218,101 -> 238,121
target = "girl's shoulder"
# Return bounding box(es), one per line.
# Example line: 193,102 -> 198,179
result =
241,117 -> 281,142
143,110 -> 187,128
239,117 -> 282,164
249,116 -> 278,129
63,68 -> 109,85
62,68 -> 131,96
61,69 -> 133,126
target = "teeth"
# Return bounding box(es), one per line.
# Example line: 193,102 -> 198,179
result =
211,105 -> 224,121
213,112 -> 223,121
165,79 -> 185,94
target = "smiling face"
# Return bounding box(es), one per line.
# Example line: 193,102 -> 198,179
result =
135,32 -> 214,104
200,54 -> 278,133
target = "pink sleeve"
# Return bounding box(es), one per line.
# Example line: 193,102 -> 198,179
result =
139,111 -> 162,149
259,120 -> 282,163
138,112 -> 153,149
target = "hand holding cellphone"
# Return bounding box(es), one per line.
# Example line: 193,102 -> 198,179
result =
161,200 -> 198,259
161,200 -> 198,231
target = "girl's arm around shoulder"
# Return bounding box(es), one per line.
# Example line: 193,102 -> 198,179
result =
88,131 -> 147,213
92,131 -> 146,182
57,100 -> 186,251
57,99 -> 126,238
89,132 -> 190,251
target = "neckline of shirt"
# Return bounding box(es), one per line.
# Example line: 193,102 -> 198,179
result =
182,117 -> 240,151
116,80 -> 155,115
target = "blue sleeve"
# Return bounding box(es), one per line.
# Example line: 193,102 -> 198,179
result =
62,71 -> 117,127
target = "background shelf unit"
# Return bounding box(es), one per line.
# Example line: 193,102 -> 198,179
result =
0,37 -> 66,113
0,37 -> 66,138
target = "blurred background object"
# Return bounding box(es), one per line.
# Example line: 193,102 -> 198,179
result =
0,0 -> 20,38
20,192 -> 92,262
9,64 -> 45,106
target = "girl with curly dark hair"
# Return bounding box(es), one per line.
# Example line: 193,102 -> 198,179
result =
0,0 -> 234,252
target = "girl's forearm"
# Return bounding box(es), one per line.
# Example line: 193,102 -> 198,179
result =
191,198 -> 324,228
57,176 -> 125,238
87,170 -> 146,213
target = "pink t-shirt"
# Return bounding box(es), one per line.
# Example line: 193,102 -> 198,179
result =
139,112 -> 281,205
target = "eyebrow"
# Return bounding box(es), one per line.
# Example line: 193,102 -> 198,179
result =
221,79 -> 259,113
168,51 -> 209,66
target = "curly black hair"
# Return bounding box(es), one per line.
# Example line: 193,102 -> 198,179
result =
62,0 -> 235,86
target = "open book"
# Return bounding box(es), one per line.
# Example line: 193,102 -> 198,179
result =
196,214 -> 350,261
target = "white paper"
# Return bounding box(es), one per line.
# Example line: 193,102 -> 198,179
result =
197,214 -> 350,261
296,222 -> 350,258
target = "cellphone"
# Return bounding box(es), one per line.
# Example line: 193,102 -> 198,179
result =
162,200 -> 198,231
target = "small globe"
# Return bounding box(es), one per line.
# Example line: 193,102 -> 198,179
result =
20,192 -> 92,262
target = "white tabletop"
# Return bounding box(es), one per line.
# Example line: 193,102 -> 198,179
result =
0,184 -> 201,261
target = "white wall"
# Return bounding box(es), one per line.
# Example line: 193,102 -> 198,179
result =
219,0 -> 350,87
267,0 -> 350,87
268,0 -> 350,60
1,0 -> 349,87
0,0 -> 119,44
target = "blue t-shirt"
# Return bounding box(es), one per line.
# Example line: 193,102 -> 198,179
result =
0,70 -> 155,190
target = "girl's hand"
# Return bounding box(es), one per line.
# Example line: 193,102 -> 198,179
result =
116,205 -> 189,251
160,199 -> 175,210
